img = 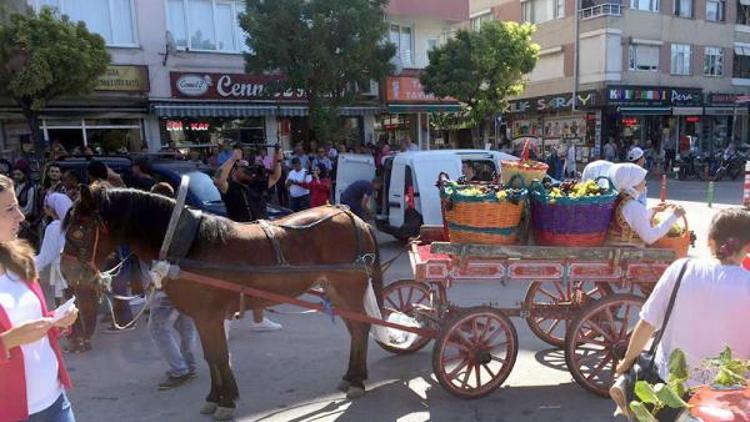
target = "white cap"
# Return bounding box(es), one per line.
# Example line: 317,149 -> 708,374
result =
627,147 -> 644,163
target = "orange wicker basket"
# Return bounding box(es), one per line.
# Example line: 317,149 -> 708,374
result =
651,213 -> 691,258
500,140 -> 548,187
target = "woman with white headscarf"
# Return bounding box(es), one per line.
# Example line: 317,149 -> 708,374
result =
35,193 -> 73,301
608,163 -> 686,245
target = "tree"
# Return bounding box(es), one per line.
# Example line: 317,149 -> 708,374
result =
0,8 -> 110,158
240,0 -> 395,144
0,0 -> 30,25
421,21 -> 539,128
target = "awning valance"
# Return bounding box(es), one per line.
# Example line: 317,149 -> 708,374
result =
618,107 -> 672,116
387,104 -> 462,113
152,102 -> 382,118
672,107 -> 703,115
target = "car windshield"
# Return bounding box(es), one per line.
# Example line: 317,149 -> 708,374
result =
185,171 -> 222,204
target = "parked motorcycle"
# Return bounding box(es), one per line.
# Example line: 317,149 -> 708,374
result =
713,152 -> 747,181
674,151 -> 702,180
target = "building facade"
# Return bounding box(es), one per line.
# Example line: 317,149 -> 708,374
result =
0,0 -> 466,156
471,0 -> 750,162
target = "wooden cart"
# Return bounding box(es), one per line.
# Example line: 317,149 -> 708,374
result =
376,240 -> 676,399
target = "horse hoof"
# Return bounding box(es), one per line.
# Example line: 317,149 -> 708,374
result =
200,402 -> 218,415
213,406 -> 235,421
346,386 -> 365,399
336,380 -> 351,392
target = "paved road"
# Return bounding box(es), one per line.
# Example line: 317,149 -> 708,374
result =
65,180 -> 745,422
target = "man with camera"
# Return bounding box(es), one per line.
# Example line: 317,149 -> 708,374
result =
213,144 -> 285,331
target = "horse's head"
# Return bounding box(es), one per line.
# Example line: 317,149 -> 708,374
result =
60,184 -> 118,287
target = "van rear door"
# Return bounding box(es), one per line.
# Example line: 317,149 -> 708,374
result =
335,154 -> 375,203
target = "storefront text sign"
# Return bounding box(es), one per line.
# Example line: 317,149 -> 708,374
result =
606,86 -> 702,107
708,94 -> 741,106
166,120 -> 210,131
95,65 -> 149,92
170,72 -> 305,100
507,91 -> 598,114
385,76 -> 455,102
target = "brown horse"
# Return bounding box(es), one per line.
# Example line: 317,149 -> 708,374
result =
60,185 -> 383,420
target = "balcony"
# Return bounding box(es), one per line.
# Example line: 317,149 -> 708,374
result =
578,3 -> 624,19
386,0 -> 468,22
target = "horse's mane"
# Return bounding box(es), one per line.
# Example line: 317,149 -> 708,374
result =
83,188 -> 233,250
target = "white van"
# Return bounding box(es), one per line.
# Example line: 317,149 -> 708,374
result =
336,150 -> 518,240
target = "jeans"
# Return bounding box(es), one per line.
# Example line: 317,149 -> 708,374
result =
148,291 -> 197,377
26,392 -> 75,422
289,194 -> 310,212
111,247 -> 143,325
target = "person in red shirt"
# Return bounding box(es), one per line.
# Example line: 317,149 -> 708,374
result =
296,164 -> 332,208
743,254 -> 750,271
0,174 -> 79,422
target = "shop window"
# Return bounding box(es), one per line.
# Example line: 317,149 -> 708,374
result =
470,12 -> 494,32
167,0 -> 248,53
630,0 -> 660,12
673,0 -> 693,17
670,44 -> 692,75
389,24 -> 413,67
163,117 -> 265,147
522,0 -> 564,24
628,44 -> 660,72
706,0 -> 725,21
33,0 -> 137,46
704,47 -> 724,76
738,0 -> 750,25
734,46 -> 750,79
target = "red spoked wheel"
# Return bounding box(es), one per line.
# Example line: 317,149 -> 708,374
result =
564,294 -> 645,397
432,306 -> 518,399
524,281 -> 613,348
376,279 -> 434,355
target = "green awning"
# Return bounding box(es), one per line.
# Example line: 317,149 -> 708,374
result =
618,107 -> 672,116
387,104 -> 462,113
152,102 -> 382,118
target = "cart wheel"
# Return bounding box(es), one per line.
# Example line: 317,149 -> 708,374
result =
432,306 -> 518,399
524,281 -> 613,348
565,294 -> 644,397
376,279 -> 433,355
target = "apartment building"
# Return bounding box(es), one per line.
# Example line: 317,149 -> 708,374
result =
0,0 -> 466,154
471,0 -> 749,161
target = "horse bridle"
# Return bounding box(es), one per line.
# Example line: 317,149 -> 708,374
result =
62,214 -> 108,280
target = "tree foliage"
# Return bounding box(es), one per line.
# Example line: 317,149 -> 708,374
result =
0,7 -> 110,155
421,21 -> 539,125
240,0 -> 395,143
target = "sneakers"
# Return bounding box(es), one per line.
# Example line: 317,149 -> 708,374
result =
609,376 -> 631,419
158,372 -> 197,391
249,317 -> 282,332
103,323 -> 137,334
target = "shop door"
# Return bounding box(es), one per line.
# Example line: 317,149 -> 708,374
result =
47,129 -> 83,152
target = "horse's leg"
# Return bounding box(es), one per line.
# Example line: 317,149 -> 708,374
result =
193,313 -> 237,419
326,276 -> 371,399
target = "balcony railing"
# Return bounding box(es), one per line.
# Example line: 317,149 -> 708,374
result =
578,3 -> 624,19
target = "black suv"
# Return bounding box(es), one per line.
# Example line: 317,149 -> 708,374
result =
53,155 -> 291,219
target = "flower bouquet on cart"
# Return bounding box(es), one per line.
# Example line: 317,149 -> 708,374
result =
529,177 -> 618,247
437,173 -> 528,245
500,140 -> 549,188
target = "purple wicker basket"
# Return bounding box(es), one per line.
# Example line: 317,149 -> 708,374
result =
531,201 -> 616,246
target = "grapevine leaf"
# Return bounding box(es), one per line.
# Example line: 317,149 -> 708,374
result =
630,401 -> 659,422
668,349 -> 688,381
634,381 -> 659,405
655,384 -> 688,409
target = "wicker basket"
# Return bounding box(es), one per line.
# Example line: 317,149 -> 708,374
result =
438,173 -> 527,245
500,139 -> 549,187
651,213 -> 691,258
530,177 -> 618,247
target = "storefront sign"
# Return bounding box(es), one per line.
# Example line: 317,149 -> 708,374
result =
170,72 -> 305,100
507,91 -> 599,114
686,116 -> 701,123
708,94 -> 741,106
385,76 -> 455,103
606,86 -> 702,107
166,120 -> 211,131
95,65 -> 149,92
622,117 -> 638,126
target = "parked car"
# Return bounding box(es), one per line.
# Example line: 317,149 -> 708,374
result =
53,155 -> 292,219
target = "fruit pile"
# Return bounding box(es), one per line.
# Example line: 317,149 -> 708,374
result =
547,180 -> 607,202
441,182 -> 525,203
514,160 -> 549,170
653,215 -> 686,237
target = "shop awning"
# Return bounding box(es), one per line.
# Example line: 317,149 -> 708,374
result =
618,107 -> 672,116
387,104 -> 462,113
672,107 -> 703,115
152,102 -> 382,118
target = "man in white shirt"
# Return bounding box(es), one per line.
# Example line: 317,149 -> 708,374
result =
286,157 -> 312,211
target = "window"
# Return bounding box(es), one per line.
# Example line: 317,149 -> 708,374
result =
628,44 -> 660,71
389,24 -> 413,66
673,0 -> 693,17
739,0 -> 750,25
671,44 -> 692,75
426,39 -> 438,53
706,0 -> 725,21
522,0 -> 564,23
167,0 -> 248,53
33,0 -> 137,46
470,13 -> 493,32
630,0 -> 660,12
704,47 -> 724,76
734,46 -> 750,78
